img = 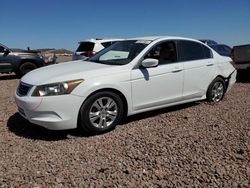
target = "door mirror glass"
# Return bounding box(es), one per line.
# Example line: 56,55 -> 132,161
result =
141,58 -> 159,68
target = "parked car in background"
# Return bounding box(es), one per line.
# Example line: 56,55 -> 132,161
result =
0,43 -> 45,77
199,39 -> 218,46
199,40 -> 231,57
72,38 -> 122,60
232,44 -> 250,70
210,44 -> 231,57
15,36 -> 236,134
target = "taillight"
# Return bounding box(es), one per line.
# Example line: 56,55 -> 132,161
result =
88,51 -> 96,57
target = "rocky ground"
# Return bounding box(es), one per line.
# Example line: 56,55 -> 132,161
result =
0,70 -> 249,187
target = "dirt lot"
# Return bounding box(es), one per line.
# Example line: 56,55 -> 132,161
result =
0,67 -> 249,187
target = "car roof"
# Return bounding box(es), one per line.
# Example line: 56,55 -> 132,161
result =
79,36 -> 206,44
128,36 -> 203,43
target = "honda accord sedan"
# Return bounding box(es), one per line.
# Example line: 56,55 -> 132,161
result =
15,36 -> 236,134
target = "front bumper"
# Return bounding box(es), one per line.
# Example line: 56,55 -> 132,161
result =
15,93 -> 85,130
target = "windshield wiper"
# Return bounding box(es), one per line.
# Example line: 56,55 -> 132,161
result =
88,59 -> 124,65
88,59 -> 110,65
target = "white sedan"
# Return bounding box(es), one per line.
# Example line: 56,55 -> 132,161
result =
15,36 -> 236,134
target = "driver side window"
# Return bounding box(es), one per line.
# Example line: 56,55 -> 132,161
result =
0,46 -> 5,53
144,41 -> 177,65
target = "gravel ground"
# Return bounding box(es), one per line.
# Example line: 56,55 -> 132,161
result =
0,71 -> 249,187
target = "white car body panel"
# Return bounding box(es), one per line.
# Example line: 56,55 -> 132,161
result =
15,36 -> 236,130
15,94 -> 84,130
21,60 -> 126,86
131,62 -> 183,111
182,58 -> 216,100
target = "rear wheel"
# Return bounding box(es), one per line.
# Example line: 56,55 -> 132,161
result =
17,62 -> 37,77
207,77 -> 226,102
79,91 -> 124,134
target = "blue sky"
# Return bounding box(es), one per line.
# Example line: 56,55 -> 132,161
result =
1,0 -> 250,51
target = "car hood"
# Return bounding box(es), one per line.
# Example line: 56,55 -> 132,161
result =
21,60 -> 125,85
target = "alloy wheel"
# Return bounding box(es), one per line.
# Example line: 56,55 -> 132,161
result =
211,82 -> 224,102
89,97 -> 118,128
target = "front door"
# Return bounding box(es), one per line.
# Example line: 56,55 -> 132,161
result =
131,41 -> 183,111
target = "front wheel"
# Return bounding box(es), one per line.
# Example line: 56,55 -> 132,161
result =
79,91 -> 124,134
207,77 -> 226,102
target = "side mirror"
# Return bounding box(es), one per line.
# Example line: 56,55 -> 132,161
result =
3,48 -> 10,55
141,58 -> 159,68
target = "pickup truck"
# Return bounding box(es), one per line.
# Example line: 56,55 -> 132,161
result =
0,43 -> 45,77
232,44 -> 250,70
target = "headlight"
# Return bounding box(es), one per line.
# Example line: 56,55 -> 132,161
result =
32,79 -> 83,96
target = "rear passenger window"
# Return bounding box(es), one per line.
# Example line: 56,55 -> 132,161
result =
203,45 -> 212,59
179,41 -> 212,61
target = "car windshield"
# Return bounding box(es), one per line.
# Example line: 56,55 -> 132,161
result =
88,40 -> 151,65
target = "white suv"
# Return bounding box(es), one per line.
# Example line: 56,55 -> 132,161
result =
72,38 -> 122,60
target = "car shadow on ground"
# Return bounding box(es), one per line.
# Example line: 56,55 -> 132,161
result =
7,102 -> 200,141
121,102 -> 200,125
0,74 -> 19,80
236,70 -> 250,83
7,113 -> 85,141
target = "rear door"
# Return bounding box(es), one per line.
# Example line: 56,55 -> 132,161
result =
177,40 -> 215,100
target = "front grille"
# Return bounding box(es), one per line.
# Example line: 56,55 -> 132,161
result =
17,82 -> 32,96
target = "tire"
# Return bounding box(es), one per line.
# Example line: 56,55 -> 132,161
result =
79,91 -> 124,134
207,77 -> 226,103
17,62 -> 37,77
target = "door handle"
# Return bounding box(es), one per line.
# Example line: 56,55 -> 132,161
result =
206,63 -> 214,66
172,67 -> 182,73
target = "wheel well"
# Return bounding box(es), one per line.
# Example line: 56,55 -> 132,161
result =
215,75 -> 229,90
19,59 -> 38,68
77,88 -> 128,128
206,75 -> 228,99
